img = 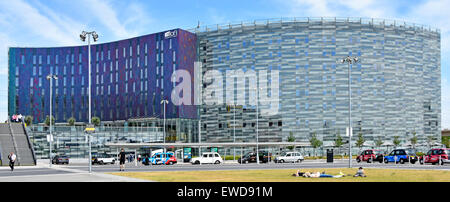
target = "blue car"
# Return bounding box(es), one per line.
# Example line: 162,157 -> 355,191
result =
142,152 -> 177,165
384,149 -> 418,164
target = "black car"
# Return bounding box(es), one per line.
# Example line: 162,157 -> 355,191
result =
238,151 -> 272,164
52,155 -> 69,164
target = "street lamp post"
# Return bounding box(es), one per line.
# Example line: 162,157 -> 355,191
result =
80,31 -> 98,173
46,74 -> 57,167
340,56 -> 359,168
256,87 -> 263,165
161,99 -> 169,152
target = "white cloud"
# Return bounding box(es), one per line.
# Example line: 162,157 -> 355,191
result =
81,0 -> 134,39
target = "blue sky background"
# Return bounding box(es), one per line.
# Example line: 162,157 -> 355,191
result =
0,0 -> 448,129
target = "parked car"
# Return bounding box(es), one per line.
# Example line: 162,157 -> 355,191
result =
144,152 -> 177,165
52,155 -> 69,164
92,153 -> 116,165
238,151 -> 272,164
420,148 -> 450,165
356,149 -> 385,163
384,149 -> 418,164
274,152 -> 304,163
190,152 -> 223,164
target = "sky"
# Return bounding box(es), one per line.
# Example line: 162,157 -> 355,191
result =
0,0 -> 448,129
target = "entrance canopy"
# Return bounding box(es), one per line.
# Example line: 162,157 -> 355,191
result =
105,142 -> 310,149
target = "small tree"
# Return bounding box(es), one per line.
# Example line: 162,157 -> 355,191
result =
355,133 -> 365,151
410,131 -> 418,149
375,136 -> 384,150
393,136 -> 401,148
287,132 -> 295,151
67,117 -> 76,126
309,133 -> 323,157
25,115 -> 33,126
334,133 -> 344,156
92,116 -> 100,126
44,115 -> 55,126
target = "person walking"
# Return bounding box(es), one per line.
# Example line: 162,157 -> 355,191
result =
119,148 -> 126,171
8,152 -> 17,172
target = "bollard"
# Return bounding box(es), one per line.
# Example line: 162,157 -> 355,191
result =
439,155 -> 442,166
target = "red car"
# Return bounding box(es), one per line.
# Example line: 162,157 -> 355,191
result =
356,149 -> 385,163
420,148 -> 450,165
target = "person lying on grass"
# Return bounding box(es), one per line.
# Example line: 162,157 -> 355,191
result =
293,170 -> 345,178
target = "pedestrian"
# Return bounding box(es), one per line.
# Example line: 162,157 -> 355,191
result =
8,152 -> 17,172
353,167 -> 367,177
119,148 -> 126,171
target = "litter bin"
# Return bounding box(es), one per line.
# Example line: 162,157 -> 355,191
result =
327,149 -> 333,163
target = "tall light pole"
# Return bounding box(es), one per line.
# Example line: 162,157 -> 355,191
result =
256,87 -> 263,165
340,56 -> 359,168
233,104 -> 236,161
80,31 -> 98,173
46,74 -> 57,167
161,99 -> 169,152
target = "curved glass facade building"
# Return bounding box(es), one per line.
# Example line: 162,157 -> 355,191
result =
9,18 -> 441,152
193,17 -> 441,145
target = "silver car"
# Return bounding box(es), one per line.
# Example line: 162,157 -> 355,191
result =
274,152 -> 304,163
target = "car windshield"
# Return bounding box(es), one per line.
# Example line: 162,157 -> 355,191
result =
280,152 -> 287,156
373,150 -> 383,155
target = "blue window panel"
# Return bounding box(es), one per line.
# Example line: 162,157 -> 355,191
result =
296,65 -> 300,70
305,37 -> 309,43
305,51 -> 308,56
305,76 -> 308,82
357,64 -> 362,71
305,90 -> 309,96
251,65 -> 255,70
278,39 -> 281,44
323,51 -> 326,56
332,90 -> 336,96
323,90 -> 327,95
349,51 -> 352,56
278,52 -> 281,57
296,77 -> 299,83
305,64 -> 308,70
296,51 -> 299,56
218,44 -> 221,49
323,103 -> 327,110
332,102 -> 336,109
358,50 -> 361,56
305,120 -> 309,126
332,64 -> 336,69
269,52 -> 272,57
332,37 -> 336,43
218,57 -> 221,62
251,40 -> 254,46
226,55 -> 230,60
323,76 -> 326,82
269,65 -> 272,71
323,63 -> 326,70
305,103 -> 309,109
357,89 -> 361,95
268,39 -> 272,44
296,39 -> 300,44
296,104 -> 300,110
296,90 -> 300,96
243,41 -> 246,47
349,37 -> 352,43
226,42 -> 230,49
251,53 -> 255,59
243,67 -> 247,72
331,51 -> 336,56
278,65 -> 281,70
242,54 -> 246,59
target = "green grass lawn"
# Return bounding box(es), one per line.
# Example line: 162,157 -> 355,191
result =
109,168 -> 450,182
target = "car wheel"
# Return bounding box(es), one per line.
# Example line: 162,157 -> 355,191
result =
367,158 -> 372,163
169,161 -> 173,165
411,160 -> 416,164
356,158 -> 361,163
195,160 -> 200,164
379,159 -> 383,163
245,160 -> 248,164
112,160 -> 115,164
384,158 -> 389,164
99,161 -> 104,165
296,159 -> 301,163
280,159 -> 285,163
215,160 -> 221,164
400,158 -> 405,164
441,160 -> 445,166
419,159 -> 424,164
